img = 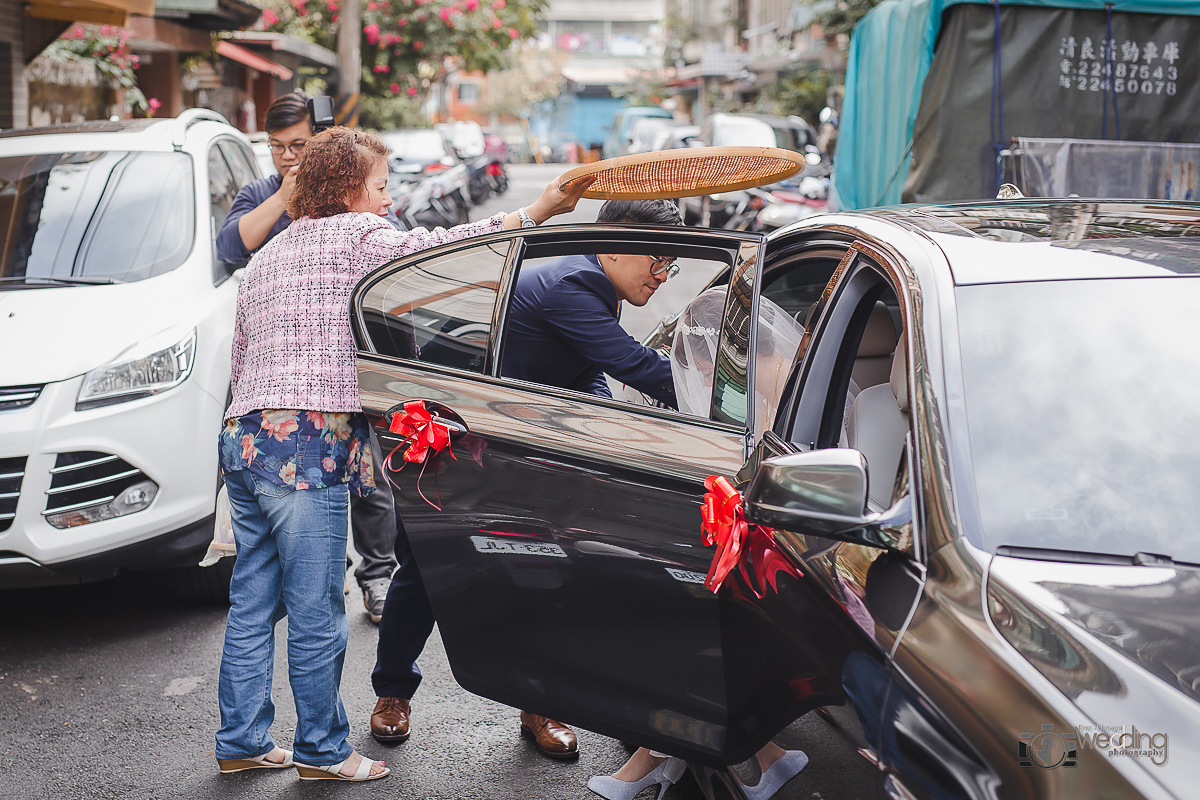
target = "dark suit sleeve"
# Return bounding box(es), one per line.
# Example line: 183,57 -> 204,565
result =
543,270 -> 677,408
215,184 -> 264,264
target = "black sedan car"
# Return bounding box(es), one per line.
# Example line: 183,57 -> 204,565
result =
350,201 -> 1200,800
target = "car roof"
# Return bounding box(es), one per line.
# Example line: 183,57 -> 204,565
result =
0,119 -> 162,138
0,111 -> 242,154
863,199 -> 1200,284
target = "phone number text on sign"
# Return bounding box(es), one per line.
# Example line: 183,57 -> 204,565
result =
1057,36 -> 1181,96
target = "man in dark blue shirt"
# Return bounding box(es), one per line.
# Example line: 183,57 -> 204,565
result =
215,93 -> 310,265
502,199 -> 681,407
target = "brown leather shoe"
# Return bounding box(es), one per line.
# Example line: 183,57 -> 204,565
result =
519,711 -> 579,760
371,697 -> 411,743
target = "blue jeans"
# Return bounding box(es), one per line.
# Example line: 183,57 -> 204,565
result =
216,469 -> 352,766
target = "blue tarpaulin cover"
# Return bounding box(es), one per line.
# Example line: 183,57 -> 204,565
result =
833,0 -> 1200,210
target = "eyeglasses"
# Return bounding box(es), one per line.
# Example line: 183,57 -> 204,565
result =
268,140 -> 308,156
649,256 -> 679,277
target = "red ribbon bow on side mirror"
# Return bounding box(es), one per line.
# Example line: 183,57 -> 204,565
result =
701,475 -> 802,597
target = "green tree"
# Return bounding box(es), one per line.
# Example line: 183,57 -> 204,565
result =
260,0 -> 546,103
754,68 -> 831,124
811,0 -> 886,37
477,45 -> 564,118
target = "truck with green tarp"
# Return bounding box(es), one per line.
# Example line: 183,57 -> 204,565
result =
831,0 -> 1200,209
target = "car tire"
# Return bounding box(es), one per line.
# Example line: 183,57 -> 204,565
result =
178,556 -> 234,605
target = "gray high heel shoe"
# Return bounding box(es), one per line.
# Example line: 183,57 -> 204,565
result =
587,756 -> 687,800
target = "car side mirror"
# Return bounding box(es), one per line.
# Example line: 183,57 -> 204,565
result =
744,449 -> 913,553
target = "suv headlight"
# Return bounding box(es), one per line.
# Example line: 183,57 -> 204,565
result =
76,329 -> 197,411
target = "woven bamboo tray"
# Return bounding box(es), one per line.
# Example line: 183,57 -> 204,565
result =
558,146 -> 807,200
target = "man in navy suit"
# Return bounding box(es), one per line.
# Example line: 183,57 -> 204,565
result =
501,199 -> 682,407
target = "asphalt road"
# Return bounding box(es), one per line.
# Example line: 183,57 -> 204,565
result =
0,165 -> 865,800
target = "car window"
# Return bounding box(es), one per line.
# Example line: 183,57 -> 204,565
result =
784,253 -> 907,500
499,241 -> 744,424
0,151 -> 196,284
208,145 -> 240,234
217,139 -> 257,187
359,240 -> 511,373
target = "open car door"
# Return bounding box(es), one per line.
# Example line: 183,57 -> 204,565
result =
350,224 -> 894,769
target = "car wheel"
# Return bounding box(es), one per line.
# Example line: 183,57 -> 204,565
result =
178,556 -> 234,605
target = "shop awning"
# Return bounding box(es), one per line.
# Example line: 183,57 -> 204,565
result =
26,0 -> 154,26
216,40 -> 293,80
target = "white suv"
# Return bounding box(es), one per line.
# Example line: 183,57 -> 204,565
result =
0,110 -> 259,601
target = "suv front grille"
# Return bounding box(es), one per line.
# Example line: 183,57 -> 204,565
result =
45,451 -> 146,514
0,456 -> 26,532
0,385 -> 42,411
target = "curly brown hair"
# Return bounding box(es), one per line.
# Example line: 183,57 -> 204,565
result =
286,126 -> 390,219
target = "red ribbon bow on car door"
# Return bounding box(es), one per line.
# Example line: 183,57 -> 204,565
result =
385,400 -> 456,508
701,475 -> 802,597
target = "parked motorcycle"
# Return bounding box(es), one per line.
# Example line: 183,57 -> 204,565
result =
382,129 -> 473,227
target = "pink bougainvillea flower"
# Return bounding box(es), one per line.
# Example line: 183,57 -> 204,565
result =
413,40 -> 424,49
407,86 -> 418,96
507,26 -> 518,38
439,6 -> 454,22
366,1 -> 378,8
326,1 -> 338,11
465,0 -> 478,9
390,82 -> 400,93
492,16 -> 501,28
491,0 -> 505,8
147,97 -> 162,113
261,8 -> 278,25
397,18 -> 408,25
364,22 -> 381,43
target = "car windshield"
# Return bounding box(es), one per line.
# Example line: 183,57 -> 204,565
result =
712,118 -> 810,151
0,151 -> 195,286
956,277 -> 1200,565
383,131 -> 448,162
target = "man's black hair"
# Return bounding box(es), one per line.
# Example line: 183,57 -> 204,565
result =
264,91 -> 312,134
596,199 -> 683,227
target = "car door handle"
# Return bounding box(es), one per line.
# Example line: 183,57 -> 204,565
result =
378,401 -> 470,441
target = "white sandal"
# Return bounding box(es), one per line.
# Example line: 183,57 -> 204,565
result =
294,752 -> 389,782
217,747 -> 294,773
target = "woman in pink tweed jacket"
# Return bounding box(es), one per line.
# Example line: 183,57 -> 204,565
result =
213,127 -> 590,782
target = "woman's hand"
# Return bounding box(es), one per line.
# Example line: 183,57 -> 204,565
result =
508,174 -> 596,227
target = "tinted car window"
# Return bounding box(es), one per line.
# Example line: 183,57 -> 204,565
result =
956,278 -> 1200,564
218,139 -> 257,189
0,151 -> 195,284
360,241 -> 511,372
208,145 -> 240,232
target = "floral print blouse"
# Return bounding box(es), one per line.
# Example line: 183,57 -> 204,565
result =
219,410 -> 375,497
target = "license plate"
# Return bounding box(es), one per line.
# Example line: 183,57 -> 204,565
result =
470,535 -> 567,558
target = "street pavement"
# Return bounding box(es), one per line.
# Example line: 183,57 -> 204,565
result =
0,164 -> 863,800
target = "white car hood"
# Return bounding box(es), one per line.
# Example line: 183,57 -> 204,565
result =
0,279 -> 199,385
